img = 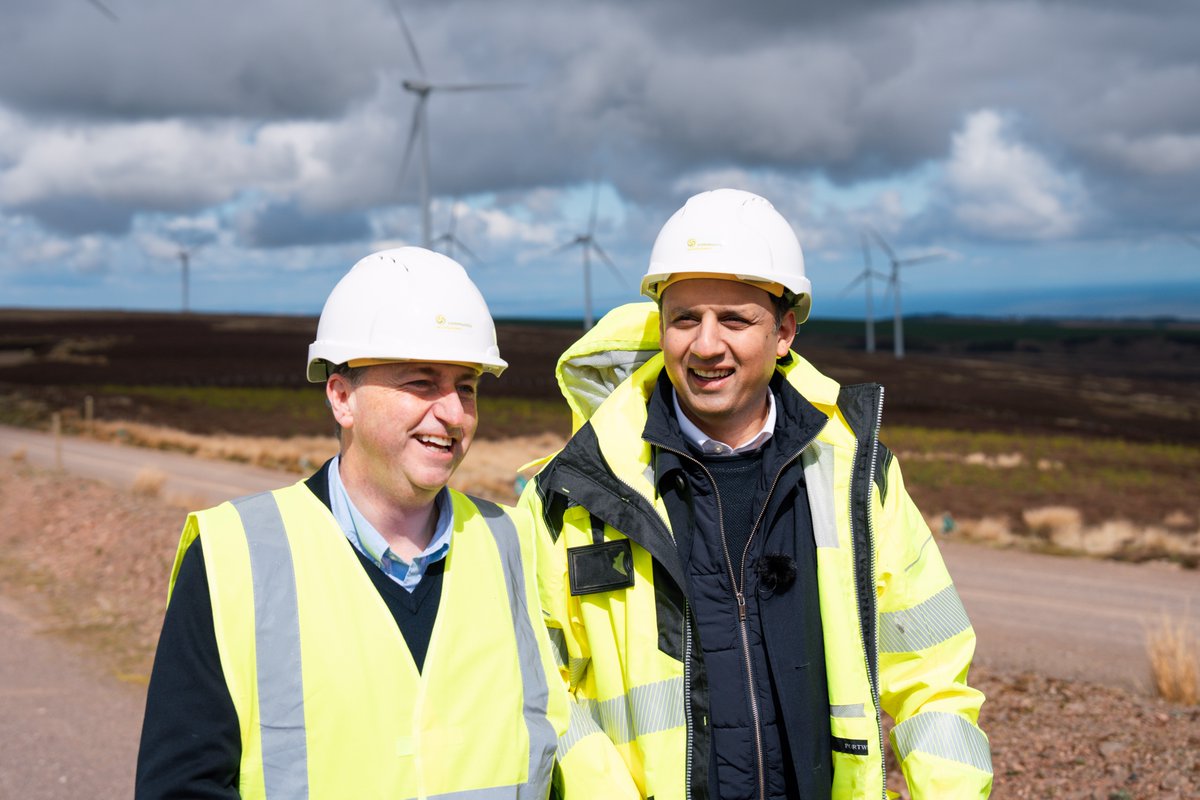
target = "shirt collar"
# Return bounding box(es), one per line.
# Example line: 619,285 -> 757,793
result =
671,388 -> 776,456
327,454 -> 453,590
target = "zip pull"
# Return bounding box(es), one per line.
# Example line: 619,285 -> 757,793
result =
736,591 -> 747,621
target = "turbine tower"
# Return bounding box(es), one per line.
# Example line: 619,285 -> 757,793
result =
431,199 -> 480,265
867,227 -> 945,359
554,184 -> 622,330
389,1 -> 519,247
841,232 -> 890,353
175,244 -> 206,313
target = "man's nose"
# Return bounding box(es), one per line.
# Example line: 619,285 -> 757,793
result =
691,315 -> 724,358
433,389 -> 466,427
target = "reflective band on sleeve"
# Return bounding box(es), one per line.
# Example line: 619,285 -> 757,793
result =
568,657 -> 588,688
830,703 -> 865,718
231,492 -> 310,800
802,441 -> 839,548
577,676 -> 685,746
471,498 -> 557,800
556,699 -> 607,761
892,711 -> 992,774
547,626 -> 568,668
880,584 -> 971,653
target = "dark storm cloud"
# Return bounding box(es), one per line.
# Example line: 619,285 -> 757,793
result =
237,200 -> 371,248
16,195 -> 136,236
0,0 -> 395,119
1,0 -> 1198,241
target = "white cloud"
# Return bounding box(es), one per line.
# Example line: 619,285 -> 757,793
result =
944,109 -> 1088,240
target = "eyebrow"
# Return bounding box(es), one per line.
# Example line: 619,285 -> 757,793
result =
398,365 -> 479,382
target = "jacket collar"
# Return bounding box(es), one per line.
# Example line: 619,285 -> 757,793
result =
644,367 -> 829,490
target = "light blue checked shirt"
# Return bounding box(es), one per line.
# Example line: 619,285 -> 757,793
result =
327,454 -> 453,593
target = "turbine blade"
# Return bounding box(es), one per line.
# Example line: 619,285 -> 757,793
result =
387,0 -> 426,78
453,236 -> 481,264
397,101 -> 423,191
1182,233 -> 1200,249
898,252 -> 945,267
86,0 -> 119,22
867,226 -> 899,265
840,273 -> 867,297
860,232 -> 872,270
587,183 -> 601,236
434,82 -> 523,92
590,241 -> 623,283
552,240 -> 580,255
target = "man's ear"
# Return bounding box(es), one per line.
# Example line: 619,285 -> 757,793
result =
326,373 -> 356,430
775,310 -> 797,357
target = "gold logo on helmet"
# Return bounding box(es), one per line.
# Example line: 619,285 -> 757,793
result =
686,238 -> 720,251
434,313 -> 471,331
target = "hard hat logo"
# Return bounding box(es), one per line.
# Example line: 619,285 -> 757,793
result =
434,315 -> 473,331
686,238 -> 721,252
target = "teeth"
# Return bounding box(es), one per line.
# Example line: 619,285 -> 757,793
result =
693,368 -> 732,379
417,434 -> 453,448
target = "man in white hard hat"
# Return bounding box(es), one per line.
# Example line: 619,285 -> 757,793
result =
136,248 -> 568,799
522,190 -> 993,798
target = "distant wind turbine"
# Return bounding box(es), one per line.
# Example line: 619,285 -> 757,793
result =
841,232 -> 890,353
554,184 -> 622,330
867,227 -> 946,359
388,1 -> 520,248
172,242 -> 207,313
432,200 -> 480,265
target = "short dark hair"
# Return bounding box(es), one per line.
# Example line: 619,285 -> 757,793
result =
330,362 -> 368,387
771,293 -> 793,329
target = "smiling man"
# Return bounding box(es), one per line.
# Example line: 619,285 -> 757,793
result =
523,189 -> 992,799
136,248 -> 565,799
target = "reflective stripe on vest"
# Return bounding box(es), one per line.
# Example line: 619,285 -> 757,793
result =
230,492 -> 555,800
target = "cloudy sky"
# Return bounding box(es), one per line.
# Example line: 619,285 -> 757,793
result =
2,0 -> 1198,321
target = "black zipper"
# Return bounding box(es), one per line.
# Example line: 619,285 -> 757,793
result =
652,430 -> 819,800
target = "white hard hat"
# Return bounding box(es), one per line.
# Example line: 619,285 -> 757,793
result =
641,188 -> 812,323
307,247 -> 507,382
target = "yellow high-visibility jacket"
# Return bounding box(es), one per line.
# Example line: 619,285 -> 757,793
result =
521,303 -> 992,799
172,478 -> 566,800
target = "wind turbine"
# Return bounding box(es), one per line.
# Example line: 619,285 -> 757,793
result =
554,184 -> 622,330
388,1 -> 520,248
841,232 -> 890,353
431,199 -> 480,265
867,227 -> 945,359
176,246 -> 203,313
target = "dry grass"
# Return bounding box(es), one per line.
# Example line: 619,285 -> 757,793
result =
94,420 -> 338,474
1145,612 -> 1199,705
131,467 -> 167,497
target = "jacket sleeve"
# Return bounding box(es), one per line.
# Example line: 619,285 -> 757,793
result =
135,539 -> 242,800
518,481 -> 643,800
873,454 -> 993,799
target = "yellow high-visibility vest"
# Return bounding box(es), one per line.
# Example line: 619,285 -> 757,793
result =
171,481 -> 563,800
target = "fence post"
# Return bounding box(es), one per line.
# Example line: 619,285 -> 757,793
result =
51,411 -> 63,471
